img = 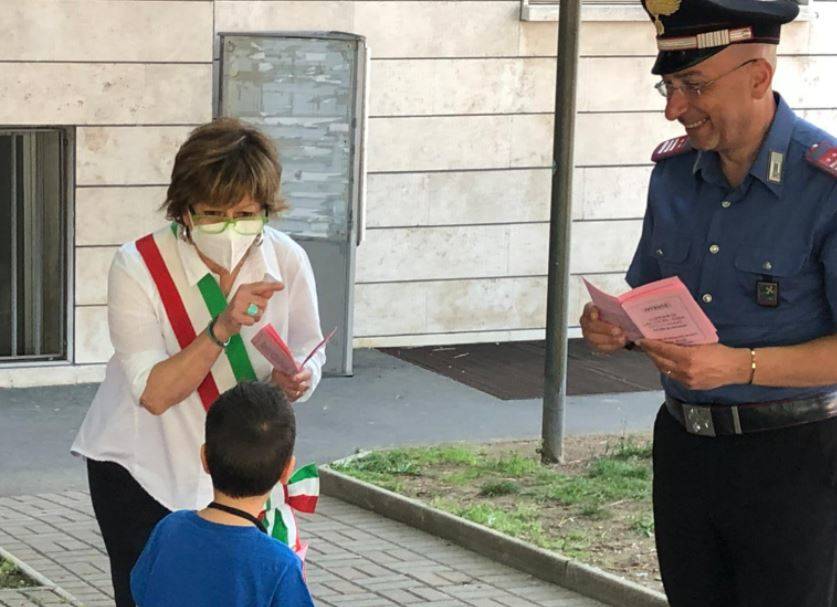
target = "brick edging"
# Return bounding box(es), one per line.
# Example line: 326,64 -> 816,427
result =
319,465 -> 668,607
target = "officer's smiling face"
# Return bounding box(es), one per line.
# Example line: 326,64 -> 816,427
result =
662,46 -> 772,155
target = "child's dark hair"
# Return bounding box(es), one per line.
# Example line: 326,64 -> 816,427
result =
204,382 -> 296,498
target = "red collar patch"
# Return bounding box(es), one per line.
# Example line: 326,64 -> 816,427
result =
651,136 -> 692,162
806,142 -> 837,179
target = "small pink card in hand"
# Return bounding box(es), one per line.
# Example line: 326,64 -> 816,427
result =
251,325 -> 336,375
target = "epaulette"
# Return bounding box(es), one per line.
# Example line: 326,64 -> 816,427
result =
651,136 -> 692,162
806,141 -> 837,179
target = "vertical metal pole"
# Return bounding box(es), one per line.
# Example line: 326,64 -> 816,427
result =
542,0 -> 582,464
10,135 -> 18,357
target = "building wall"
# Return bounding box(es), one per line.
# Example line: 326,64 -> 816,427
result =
0,1 -> 835,386
0,1 -> 213,386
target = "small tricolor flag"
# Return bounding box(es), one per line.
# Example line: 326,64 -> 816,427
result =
262,463 -> 319,561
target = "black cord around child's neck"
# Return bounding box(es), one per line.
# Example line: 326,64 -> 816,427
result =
206,501 -> 267,533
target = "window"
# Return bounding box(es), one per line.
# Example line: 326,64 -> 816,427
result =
0,129 -> 71,362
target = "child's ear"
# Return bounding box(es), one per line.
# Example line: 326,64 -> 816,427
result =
279,455 -> 296,485
200,444 -> 209,474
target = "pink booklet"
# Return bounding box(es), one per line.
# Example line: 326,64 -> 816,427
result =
583,276 -> 718,345
251,325 -> 336,375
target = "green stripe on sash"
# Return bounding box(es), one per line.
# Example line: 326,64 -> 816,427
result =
196,274 -> 257,384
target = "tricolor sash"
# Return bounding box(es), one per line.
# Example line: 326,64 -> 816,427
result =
134,225 -> 257,410
136,227 -> 319,559
263,463 -> 319,560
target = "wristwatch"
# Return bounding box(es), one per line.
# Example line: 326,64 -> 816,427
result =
207,316 -> 231,349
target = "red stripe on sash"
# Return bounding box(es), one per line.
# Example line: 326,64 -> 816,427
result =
135,233 -> 219,410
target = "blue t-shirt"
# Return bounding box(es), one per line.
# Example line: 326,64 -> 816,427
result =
130,510 -> 314,607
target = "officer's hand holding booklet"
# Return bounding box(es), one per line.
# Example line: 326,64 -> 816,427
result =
583,276 -> 718,345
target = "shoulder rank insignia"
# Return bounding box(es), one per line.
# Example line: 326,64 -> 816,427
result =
651,136 -> 692,162
806,142 -> 837,179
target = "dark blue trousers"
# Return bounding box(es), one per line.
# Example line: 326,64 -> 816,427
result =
653,405 -> 837,607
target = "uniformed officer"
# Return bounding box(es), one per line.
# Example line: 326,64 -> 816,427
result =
579,0 -> 837,605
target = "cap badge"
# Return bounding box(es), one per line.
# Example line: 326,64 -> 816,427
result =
646,0 -> 682,35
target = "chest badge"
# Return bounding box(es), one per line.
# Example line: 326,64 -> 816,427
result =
768,151 -> 784,184
756,280 -> 779,308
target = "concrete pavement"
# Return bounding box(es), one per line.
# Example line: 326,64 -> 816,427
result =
0,348 -> 663,606
0,349 -> 662,496
0,490 -> 608,607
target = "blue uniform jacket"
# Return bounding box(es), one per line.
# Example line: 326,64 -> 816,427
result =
626,93 -> 837,405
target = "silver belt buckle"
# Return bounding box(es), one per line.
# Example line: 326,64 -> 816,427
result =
682,404 -> 716,437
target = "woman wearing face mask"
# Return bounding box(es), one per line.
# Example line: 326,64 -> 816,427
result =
71,118 -> 325,607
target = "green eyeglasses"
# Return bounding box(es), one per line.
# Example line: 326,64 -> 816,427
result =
189,210 -> 267,236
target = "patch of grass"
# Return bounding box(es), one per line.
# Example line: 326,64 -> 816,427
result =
607,437 -> 653,461
446,501 -> 544,540
331,452 -> 417,492
443,468 -> 485,486
338,450 -> 423,476
541,446 -> 651,511
0,558 -> 36,590
483,453 -> 542,477
332,437 -> 657,583
334,445 -> 485,491
589,457 -> 650,481
579,503 -> 611,519
421,445 -> 481,466
631,513 -> 655,538
542,475 -> 594,505
548,531 -> 592,559
479,480 -> 521,497
336,444 -> 481,475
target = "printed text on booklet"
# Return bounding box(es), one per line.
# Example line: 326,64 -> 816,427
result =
583,276 -> 718,345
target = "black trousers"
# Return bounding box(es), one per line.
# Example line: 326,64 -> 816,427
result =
87,459 -> 170,607
653,405 -> 837,607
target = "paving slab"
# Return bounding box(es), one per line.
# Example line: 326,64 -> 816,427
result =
0,588 -> 72,606
0,491 -> 608,607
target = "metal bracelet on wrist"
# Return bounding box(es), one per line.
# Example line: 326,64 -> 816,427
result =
207,316 -> 231,349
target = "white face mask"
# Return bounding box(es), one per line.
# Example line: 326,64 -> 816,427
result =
190,228 -> 259,272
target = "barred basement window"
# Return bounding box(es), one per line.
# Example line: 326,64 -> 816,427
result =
0,129 -> 71,363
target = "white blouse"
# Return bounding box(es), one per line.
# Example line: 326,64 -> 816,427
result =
72,225 -> 325,511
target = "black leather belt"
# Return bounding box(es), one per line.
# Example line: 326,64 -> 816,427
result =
665,393 -> 837,437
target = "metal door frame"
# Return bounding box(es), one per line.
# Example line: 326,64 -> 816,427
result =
216,31 -> 368,376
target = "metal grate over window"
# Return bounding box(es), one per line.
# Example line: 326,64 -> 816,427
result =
0,129 -> 69,362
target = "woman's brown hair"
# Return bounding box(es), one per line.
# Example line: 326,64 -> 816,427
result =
162,118 -> 287,229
